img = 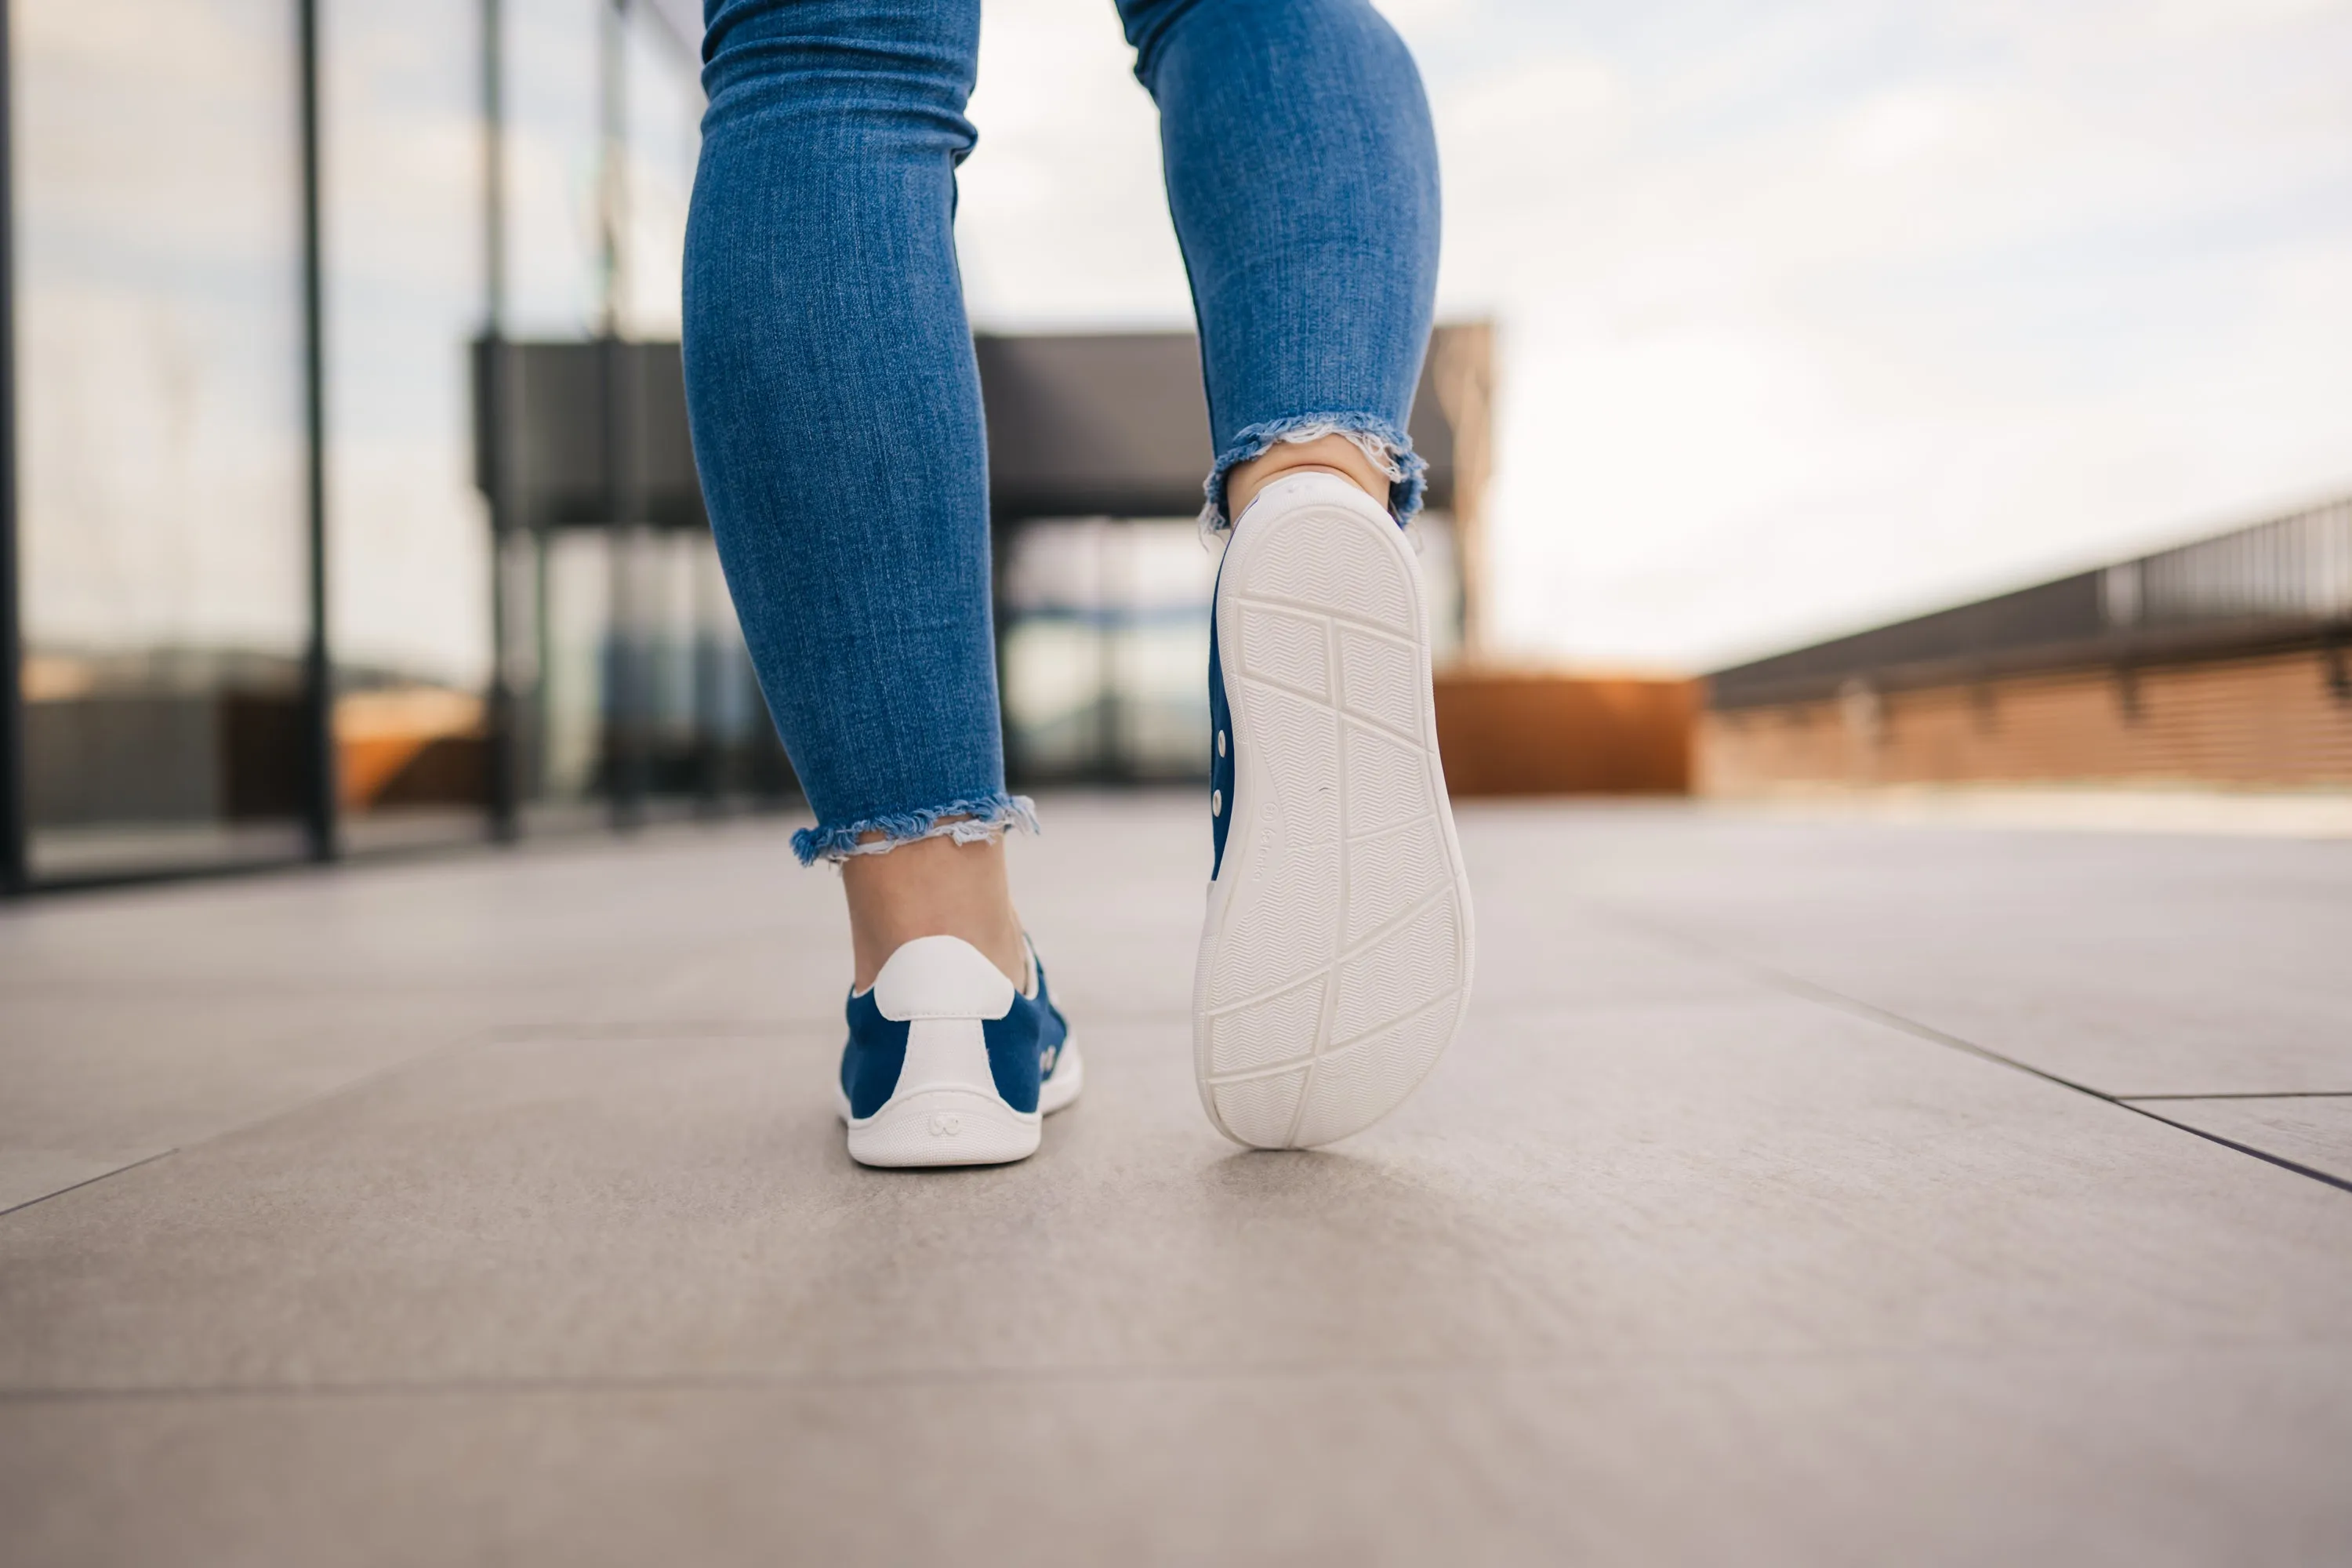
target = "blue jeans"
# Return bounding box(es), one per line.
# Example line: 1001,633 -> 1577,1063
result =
683,0 -> 1439,863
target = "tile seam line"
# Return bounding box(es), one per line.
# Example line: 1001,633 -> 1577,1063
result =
1597,906 -> 2352,1200
0,1030 -> 496,1226
2119,1091 -> 2352,1102
0,1004 -> 1200,1224
0,1149 -> 178,1220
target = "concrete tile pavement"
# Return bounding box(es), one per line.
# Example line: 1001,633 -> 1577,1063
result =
2134,1095 -> 2352,1185
2,796 -> 2348,1564
1537,804 -> 2352,1096
11,1355 -> 2350,1568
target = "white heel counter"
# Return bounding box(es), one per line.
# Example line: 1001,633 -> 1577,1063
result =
895,1017 -> 997,1098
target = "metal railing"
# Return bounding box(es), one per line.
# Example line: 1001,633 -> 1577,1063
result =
1712,495 -> 2352,710
2104,499 -> 2352,629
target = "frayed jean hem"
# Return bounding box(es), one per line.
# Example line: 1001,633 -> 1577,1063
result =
792,792 -> 1040,867
1198,412 -> 1427,535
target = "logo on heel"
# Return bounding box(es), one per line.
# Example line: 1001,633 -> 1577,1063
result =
928,1113 -> 962,1138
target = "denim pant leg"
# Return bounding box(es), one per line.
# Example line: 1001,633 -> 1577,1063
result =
684,0 -> 1029,866
1116,0 -> 1443,528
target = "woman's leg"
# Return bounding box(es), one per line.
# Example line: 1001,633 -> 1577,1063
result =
1119,0 -> 1469,1152
1115,0 -> 1441,526
684,0 -> 1025,989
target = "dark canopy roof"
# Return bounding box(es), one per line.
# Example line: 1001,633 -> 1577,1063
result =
976,330 -> 1462,523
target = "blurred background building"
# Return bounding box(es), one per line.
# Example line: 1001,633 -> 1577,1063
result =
5,1 -> 2347,895
1,0 -> 774,891
1703,495 -> 2352,795
0,0 -> 1648,896
981,327 -> 1484,782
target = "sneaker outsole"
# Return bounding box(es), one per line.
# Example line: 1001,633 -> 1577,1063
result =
835,1038 -> 1083,1169
1193,477 -> 1475,1149
843,1086 -> 1041,1168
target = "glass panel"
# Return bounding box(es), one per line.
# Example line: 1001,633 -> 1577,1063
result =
503,0 -> 601,339
1001,514 -> 1460,779
524,527 -> 784,828
322,0 -> 494,855
532,528 -> 608,818
500,0 -> 745,825
612,11 -> 714,811
500,0 -> 602,831
14,0 -> 310,880
617,5 -> 696,339
1002,519 -> 1218,782
614,528 -> 750,804
1416,511 -> 1465,666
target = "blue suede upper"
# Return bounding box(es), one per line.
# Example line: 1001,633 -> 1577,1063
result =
839,989 -> 911,1120
1208,590 -> 1236,880
840,950 -> 1069,1120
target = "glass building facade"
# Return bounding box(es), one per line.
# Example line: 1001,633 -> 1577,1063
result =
998,515 -> 1462,782
0,5 -> 1489,893
1,0 -> 789,891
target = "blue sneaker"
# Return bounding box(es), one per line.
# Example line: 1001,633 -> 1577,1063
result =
835,934 -> 1081,1167
1195,472 -> 1475,1148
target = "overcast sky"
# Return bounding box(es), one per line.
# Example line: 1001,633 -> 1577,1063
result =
953,0 -> 2352,669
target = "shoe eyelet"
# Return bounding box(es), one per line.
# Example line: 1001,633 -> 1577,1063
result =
1211,789 -> 1223,816
1217,730 -> 1227,757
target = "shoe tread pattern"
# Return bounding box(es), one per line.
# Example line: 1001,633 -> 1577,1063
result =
1199,492 -> 1472,1149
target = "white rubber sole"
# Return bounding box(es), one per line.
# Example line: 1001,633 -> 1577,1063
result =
1040,1044 -> 1086,1116
1194,479 -> 1475,1149
836,1039 -> 1083,1169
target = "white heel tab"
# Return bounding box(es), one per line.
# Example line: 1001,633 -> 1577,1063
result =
873,935 -> 1018,1022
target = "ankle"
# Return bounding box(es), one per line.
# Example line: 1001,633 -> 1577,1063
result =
1225,433 -> 1392,519
840,833 -> 1029,991
852,909 -> 1028,995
